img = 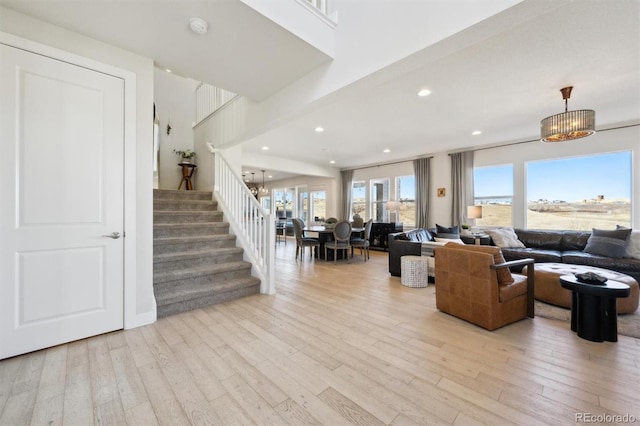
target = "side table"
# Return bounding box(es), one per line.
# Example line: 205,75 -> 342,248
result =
559,275 -> 630,342
400,255 -> 429,288
178,162 -> 197,190
460,234 -> 490,245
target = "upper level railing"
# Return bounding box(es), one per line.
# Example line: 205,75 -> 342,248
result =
196,83 -> 237,125
304,0 -> 327,14
207,143 -> 275,295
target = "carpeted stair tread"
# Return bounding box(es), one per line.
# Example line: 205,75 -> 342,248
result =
153,189 -> 212,200
153,260 -> 252,284
153,246 -> 243,263
153,222 -> 229,238
154,234 -> 236,246
155,276 -> 260,306
156,282 -> 260,318
154,210 -> 223,219
154,199 -> 218,211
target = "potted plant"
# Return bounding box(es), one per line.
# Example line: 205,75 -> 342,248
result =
173,149 -> 196,164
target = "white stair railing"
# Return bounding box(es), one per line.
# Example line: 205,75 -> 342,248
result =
196,83 -> 238,125
207,144 -> 275,295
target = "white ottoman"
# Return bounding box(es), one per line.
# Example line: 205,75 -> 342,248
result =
401,255 -> 429,288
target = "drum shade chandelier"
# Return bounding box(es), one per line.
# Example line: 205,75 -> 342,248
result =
540,86 -> 595,142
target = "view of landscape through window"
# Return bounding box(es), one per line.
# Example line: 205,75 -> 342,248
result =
474,152 -> 632,230
474,164 -> 514,227
396,175 -> 415,227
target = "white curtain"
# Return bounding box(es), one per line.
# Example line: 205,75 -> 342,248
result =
450,151 -> 474,226
340,169 -> 354,220
413,157 -> 431,228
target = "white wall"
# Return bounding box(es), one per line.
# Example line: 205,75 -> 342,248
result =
0,7 -> 156,326
211,0 -> 529,149
153,68 -> 200,189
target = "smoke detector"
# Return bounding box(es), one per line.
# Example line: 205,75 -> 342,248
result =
189,18 -> 209,35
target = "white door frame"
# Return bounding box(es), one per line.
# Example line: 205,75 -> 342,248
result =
0,31 -> 148,329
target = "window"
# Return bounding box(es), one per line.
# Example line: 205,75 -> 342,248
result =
310,190 -> 326,221
285,188 -> 295,219
261,196 -> 271,211
298,190 -> 308,223
526,152 -> 631,230
274,189 -> 285,219
352,181 -> 366,220
370,178 -> 390,222
395,175 -> 415,227
474,165 -> 514,227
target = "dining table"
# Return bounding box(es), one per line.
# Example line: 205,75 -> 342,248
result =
303,225 -> 364,260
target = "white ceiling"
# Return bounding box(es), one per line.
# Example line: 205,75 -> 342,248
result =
3,0 -> 639,177
0,0 -> 332,101
241,0 -> 640,171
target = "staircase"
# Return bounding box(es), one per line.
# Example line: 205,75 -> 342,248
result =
153,189 -> 261,318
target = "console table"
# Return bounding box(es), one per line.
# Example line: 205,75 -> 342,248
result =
370,222 -> 402,251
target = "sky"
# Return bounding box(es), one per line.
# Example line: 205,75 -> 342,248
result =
474,151 -> 632,202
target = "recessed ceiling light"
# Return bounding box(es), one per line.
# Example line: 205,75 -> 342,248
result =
165,69 -> 172,73
189,17 -> 209,35
383,149 -> 391,153
329,160 -> 336,164
472,130 -> 482,136
418,89 -> 431,97
268,175 -> 273,179
261,146 -> 269,150
315,126 -> 324,133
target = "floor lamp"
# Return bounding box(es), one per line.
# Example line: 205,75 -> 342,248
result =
467,205 -> 483,234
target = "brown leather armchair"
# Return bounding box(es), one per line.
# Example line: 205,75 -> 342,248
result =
434,243 -> 535,330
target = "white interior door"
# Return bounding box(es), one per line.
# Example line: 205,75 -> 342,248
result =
0,44 -> 125,360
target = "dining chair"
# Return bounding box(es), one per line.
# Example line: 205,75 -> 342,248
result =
351,214 -> 364,228
350,218 -> 372,261
324,220 -> 352,263
275,219 -> 286,245
292,218 -> 319,261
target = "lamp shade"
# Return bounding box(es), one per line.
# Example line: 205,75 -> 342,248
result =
540,86 -> 596,142
467,205 -> 482,219
540,109 -> 595,142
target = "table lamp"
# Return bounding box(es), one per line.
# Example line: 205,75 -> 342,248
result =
387,201 -> 400,222
467,205 -> 483,234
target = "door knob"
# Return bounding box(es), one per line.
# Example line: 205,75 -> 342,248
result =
102,232 -> 121,239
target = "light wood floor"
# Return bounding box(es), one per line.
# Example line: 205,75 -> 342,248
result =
2,238 -> 639,425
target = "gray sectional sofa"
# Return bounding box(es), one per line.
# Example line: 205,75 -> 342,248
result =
500,228 -> 640,282
388,227 -> 640,282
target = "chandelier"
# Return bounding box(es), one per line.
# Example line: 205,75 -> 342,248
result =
260,170 -> 269,194
540,86 -> 595,142
248,172 -> 258,197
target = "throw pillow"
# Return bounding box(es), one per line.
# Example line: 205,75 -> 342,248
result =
443,243 -> 514,284
436,224 -> 459,239
617,225 -> 640,260
484,228 -> 525,248
584,228 -> 632,258
435,237 -> 464,244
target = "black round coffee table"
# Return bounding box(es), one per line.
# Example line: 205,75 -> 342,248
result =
559,275 -> 630,342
